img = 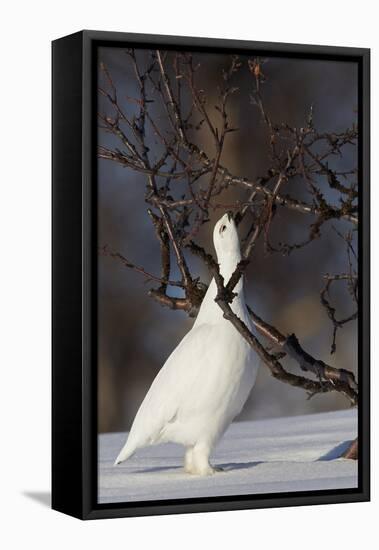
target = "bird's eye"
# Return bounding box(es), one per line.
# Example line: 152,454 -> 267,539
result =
220,225 -> 227,233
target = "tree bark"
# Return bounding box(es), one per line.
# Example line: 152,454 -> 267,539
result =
342,438 -> 358,460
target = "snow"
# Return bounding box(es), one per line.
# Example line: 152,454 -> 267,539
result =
98,408 -> 358,504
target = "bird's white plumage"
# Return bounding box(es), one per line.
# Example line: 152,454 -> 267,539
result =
115,213 -> 259,475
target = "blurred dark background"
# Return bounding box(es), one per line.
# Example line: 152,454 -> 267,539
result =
97,47 -> 358,433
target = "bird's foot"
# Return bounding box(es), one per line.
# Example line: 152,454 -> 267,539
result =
184,443 -> 221,476
184,464 -> 223,476
185,465 -> 215,476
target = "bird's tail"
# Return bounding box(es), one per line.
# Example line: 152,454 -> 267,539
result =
113,441 -> 136,466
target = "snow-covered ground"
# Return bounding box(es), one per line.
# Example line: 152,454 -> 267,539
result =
98,409 -> 358,504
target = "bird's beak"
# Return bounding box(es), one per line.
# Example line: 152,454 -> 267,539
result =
226,210 -> 234,222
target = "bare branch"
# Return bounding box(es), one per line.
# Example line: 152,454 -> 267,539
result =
99,244 -> 183,288
98,49 -> 359,410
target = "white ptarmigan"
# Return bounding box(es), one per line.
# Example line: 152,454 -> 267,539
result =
114,212 -> 258,475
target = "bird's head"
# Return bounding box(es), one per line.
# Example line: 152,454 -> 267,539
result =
213,211 -> 241,263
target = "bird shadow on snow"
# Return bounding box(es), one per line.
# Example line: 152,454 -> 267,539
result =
127,444 -> 354,474
133,461 -> 262,475
218,461 -> 263,472
318,440 -> 353,461
134,465 -> 182,474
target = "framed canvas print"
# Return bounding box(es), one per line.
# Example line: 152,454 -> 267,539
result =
52,30 -> 370,520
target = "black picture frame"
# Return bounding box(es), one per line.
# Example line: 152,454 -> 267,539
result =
52,30 -> 370,520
